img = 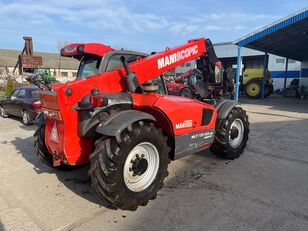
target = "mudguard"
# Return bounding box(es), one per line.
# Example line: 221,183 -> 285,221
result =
35,112 -> 45,127
215,99 -> 239,120
78,93 -> 132,138
96,110 -> 156,136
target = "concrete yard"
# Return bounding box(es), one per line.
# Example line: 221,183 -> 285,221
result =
0,96 -> 308,231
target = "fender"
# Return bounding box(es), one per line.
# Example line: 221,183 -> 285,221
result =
78,93 -> 132,137
96,110 -> 156,136
215,99 -> 239,120
35,112 -> 45,127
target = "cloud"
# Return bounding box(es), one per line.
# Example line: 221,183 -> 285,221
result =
0,0 -> 282,51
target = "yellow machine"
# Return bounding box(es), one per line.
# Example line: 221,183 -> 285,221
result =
242,69 -> 274,99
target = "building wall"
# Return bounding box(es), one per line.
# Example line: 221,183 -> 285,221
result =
3,67 -> 77,83
300,61 -> 308,89
175,42 -> 303,91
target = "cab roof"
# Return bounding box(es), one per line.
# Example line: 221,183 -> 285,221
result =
61,43 -> 114,60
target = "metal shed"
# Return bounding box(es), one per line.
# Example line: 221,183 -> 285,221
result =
233,7 -> 308,100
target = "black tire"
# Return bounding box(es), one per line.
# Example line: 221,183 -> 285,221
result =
89,121 -> 171,211
180,87 -> 194,98
264,84 -> 274,98
244,80 -> 262,99
211,107 -> 249,160
34,125 -> 54,167
34,125 -> 74,170
22,111 -> 31,125
0,106 -> 8,118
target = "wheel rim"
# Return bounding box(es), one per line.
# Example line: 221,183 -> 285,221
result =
247,83 -> 260,97
0,107 -> 4,117
229,118 -> 244,149
123,142 -> 159,192
22,112 -> 28,124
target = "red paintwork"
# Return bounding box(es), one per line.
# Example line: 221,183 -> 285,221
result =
61,43 -> 114,59
40,38 -> 218,166
166,69 -> 196,96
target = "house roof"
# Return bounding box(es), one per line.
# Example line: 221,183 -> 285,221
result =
0,49 -> 79,69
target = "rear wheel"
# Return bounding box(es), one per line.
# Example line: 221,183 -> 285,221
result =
0,106 -> 8,118
244,80 -> 261,99
34,125 -> 54,166
180,87 -> 194,98
89,121 -> 171,210
211,107 -> 249,160
22,111 -> 31,125
264,84 -> 274,98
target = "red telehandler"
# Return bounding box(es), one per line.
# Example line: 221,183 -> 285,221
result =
33,38 -> 249,210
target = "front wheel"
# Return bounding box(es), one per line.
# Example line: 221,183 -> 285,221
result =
264,84 -> 274,98
244,80 -> 261,99
180,87 -> 194,98
211,107 -> 250,160
0,106 -> 8,118
89,121 -> 171,210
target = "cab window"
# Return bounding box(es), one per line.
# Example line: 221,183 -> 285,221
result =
146,76 -> 167,94
77,55 -> 102,79
106,54 -> 139,72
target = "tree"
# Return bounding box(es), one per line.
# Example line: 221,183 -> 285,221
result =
5,79 -> 15,95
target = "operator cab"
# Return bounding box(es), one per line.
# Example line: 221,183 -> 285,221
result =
61,43 -> 168,94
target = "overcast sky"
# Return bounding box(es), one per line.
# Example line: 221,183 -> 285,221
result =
0,0 -> 307,53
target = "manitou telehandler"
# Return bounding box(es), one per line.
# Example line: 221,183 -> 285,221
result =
33,38 -> 249,210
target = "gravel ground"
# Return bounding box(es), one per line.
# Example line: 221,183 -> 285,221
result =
0,95 -> 307,231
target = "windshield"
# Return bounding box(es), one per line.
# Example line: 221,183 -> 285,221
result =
77,56 -> 102,79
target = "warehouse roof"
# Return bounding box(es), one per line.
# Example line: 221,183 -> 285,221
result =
0,49 -> 79,69
234,7 -> 308,61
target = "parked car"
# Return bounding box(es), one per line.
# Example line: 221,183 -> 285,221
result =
0,86 -> 41,125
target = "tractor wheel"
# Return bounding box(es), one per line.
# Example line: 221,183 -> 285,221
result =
180,87 -> 194,98
244,80 -> 262,99
264,84 -> 274,98
34,125 -> 54,167
0,106 -> 8,118
211,107 -> 249,160
34,125 -> 73,170
89,121 -> 171,210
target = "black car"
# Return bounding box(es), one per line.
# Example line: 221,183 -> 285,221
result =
0,86 -> 41,125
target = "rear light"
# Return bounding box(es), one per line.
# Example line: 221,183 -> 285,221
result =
89,95 -> 108,107
32,100 -> 41,108
50,121 -> 59,143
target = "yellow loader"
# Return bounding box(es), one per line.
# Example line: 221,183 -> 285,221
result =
242,69 -> 274,99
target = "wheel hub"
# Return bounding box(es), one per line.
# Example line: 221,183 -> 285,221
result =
123,142 -> 159,192
130,154 -> 148,176
230,126 -> 239,139
229,118 -> 244,149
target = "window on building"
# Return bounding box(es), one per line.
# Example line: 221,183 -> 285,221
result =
61,71 -> 68,77
289,59 -> 296,63
180,64 -> 185,67
72,72 -> 77,77
276,58 -> 285,64
53,71 -> 57,76
185,62 -> 191,67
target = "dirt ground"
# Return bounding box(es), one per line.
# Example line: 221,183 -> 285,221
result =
0,95 -> 308,231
